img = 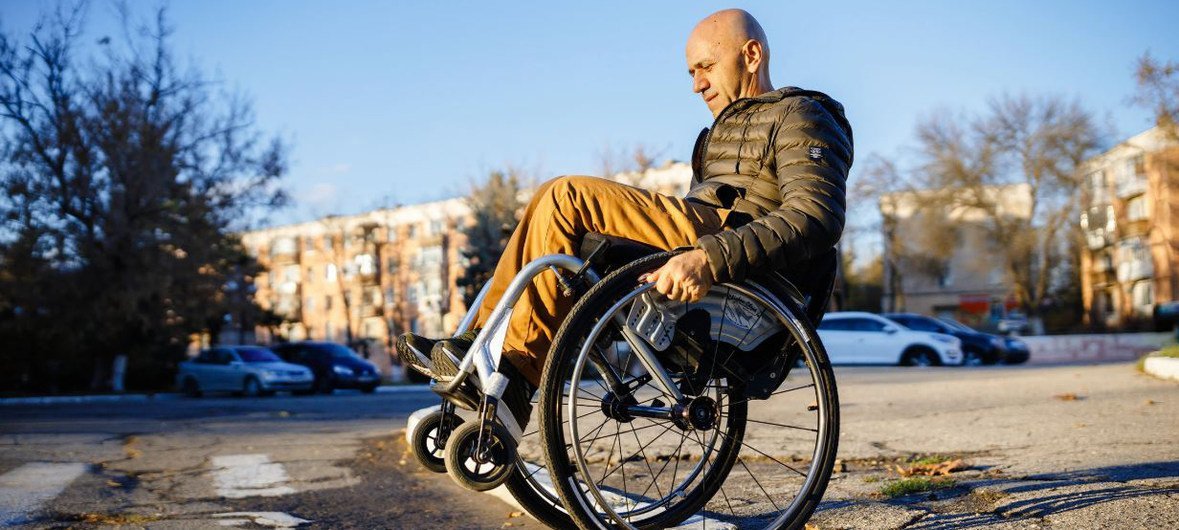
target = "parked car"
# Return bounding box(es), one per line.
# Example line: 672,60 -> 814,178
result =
271,341 -> 382,394
177,346 -> 313,397
817,312 -> 962,366
886,313 -> 1005,365
936,317 -> 1030,365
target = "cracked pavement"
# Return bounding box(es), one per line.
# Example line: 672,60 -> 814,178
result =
0,362 -> 1175,528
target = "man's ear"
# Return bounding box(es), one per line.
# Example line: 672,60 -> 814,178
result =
742,40 -> 764,73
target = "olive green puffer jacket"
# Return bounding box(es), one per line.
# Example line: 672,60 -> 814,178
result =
687,87 -> 853,284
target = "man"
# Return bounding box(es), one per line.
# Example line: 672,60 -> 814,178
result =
397,9 -> 852,428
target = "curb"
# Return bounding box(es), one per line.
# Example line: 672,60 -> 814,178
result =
1143,356 -> 1179,381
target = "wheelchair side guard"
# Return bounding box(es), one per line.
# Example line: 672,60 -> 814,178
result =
625,287 -> 784,353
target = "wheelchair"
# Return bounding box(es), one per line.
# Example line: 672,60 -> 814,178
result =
405,232 -> 840,530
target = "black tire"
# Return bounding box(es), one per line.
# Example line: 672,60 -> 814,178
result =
316,374 -> 335,394
502,463 -> 574,529
361,383 -> 379,394
902,347 -> 940,367
242,376 -> 264,397
961,347 -> 984,367
292,388 -> 315,396
182,377 -> 202,398
539,252 -> 841,530
410,410 -> 462,474
444,421 -> 516,492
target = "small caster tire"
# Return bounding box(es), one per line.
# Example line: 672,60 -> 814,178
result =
409,410 -> 462,473
444,420 -> 516,492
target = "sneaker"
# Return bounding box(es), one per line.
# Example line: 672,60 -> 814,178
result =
395,333 -> 440,378
396,329 -> 478,379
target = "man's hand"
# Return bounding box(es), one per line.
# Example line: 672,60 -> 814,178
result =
641,249 -> 714,302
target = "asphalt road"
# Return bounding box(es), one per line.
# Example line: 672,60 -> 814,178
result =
1,362 -> 1176,529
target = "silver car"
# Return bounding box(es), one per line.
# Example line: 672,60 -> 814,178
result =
177,346 -> 314,397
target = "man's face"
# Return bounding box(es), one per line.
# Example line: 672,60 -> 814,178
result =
686,31 -> 745,118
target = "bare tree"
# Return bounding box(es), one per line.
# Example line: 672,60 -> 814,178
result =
870,95 -> 1102,327
1134,52 -> 1179,140
0,4 -> 287,391
596,143 -> 667,185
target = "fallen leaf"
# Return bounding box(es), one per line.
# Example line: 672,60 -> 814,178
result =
1145,399 -> 1157,405
805,523 -> 821,530
1053,393 -> 1082,401
508,511 -> 524,518
895,459 -> 967,477
106,480 -> 121,488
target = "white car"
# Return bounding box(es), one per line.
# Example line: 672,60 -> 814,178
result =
177,346 -> 314,397
816,312 -> 962,366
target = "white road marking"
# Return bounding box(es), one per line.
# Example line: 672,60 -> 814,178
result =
0,462 -> 88,526
213,511 -> 311,528
211,454 -> 296,498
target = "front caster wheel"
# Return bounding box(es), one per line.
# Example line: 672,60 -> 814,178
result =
444,420 -> 516,492
409,410 -> 462,473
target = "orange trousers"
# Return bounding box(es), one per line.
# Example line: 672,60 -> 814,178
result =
472,176 -> 727,385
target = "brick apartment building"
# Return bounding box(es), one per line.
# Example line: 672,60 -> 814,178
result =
1079,126 -> 1179,328
235,162 -> 694,360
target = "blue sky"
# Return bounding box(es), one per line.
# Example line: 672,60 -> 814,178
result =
3,1 -> 1177,230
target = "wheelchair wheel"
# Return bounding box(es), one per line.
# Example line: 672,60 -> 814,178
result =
444,420 -> 516,491
409,409 -> 461,474
539,252 -> 840,529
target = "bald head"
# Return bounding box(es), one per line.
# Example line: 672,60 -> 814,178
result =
686,9 -> 774,117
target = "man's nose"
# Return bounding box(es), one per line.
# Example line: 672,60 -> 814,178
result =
692,73 -> 708,94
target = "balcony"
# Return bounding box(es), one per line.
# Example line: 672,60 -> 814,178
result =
1116,258 -> 1153,283
1116,176 -> 1147,199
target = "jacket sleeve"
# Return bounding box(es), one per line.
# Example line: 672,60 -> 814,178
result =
695,97 -> 852,284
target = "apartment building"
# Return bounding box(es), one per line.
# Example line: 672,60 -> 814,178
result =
239,162 -> 695,354
1079,126 -> 1179,328
242,199 -> 472,351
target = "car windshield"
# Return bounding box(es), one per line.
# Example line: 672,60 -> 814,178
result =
937,317 -> 975,332
318,344 -> 362,360
236,347 -> 283,363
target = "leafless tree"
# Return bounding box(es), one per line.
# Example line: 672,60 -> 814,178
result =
1134,52 -> 1179,140
0,4 -> 287,391
869,95 -> 1102,325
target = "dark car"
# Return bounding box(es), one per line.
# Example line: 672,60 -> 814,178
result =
884,313 -> 1008,365
936,316 -> 1029,365
271,342 -> 382,394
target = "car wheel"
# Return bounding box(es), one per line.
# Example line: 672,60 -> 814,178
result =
961,347 -> 984,367
182,377 -> 202,398
316,375 -> 335,394
243,376 -> 264,397
902,347 -> 939,367
360,383 -> 378,394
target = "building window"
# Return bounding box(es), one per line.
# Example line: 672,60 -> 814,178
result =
326,321 -> 335,341
387,227 -> 398,242
323,234 -> 333,251
326,263 -> 338,282
1126,196 -> 1148,222
270,236 -> 296,256
429,219 -> 444,236
407,224 -> 417,239
325,295 -> 333,311
283,264 -> 301,283
305,296 -> 315,312
384,287 -> 395,305
303,236 -> 315,251
387,256 -> 398,274
1131,281 -> 1154,314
